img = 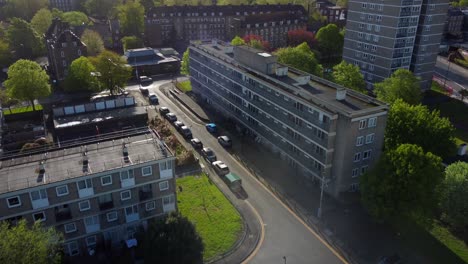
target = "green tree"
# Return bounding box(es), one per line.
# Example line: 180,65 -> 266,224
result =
4,60 -> 51,110
91,50 -> 131,95
0,90 -> 19,112
374,69 -> 422,105
440,162 -> 468,230
275,42 -> 322,76
385,100 -> 456,158
0,40 -> 11,66
62,11 -> 89,26
6,18 -> 44,59
336,0 -> 348,7
118,0 -> 145,37
50,8 -> 64,19
31,8 -> 53,36
80,29 -> 104,56
332,61 -> 366,93
316,24 -> 344,62
2,0 -> 48,20
141,212 -> 203,264
309,9 -> 327,25
231,36 -> 245,46
0,219 -> 63,264
84,0 -> 121,18
360,144 -> 444,221
181,48 -> 189,75
460,0 -> 468,6
121,36 -> 143,51
65,57 -> 99,92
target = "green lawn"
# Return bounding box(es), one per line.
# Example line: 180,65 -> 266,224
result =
176,174 -> 242,261
3,104 -> 43,115
176,80 -> 192,93
430,221 -> 468,263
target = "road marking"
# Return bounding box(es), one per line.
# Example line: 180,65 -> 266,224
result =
231,157 -> 349,264
242,200 -> 265,264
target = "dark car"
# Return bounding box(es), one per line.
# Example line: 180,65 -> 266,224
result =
159,107 -> 170,115
205,123 -> 217,134
180,126 -> 192,139
201,147 -> 216,162
173,121 -> 185,131
217,136 -> 232,148
165,113 -> 177,122
148,93 -> 159,104
190,138 -> 203,149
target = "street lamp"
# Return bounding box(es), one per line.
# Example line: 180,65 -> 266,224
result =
443,52 -> 456,90
317,171 -> 326,219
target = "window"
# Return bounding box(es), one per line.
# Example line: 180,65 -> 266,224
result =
354,152 -> 361,162
56,185 -> 69,196
363,150 -> 372,160
375,25 -> 381,32
120,169 -> 134,180
64,241 -> 79,256
361,166 -> 369,175
61,43 -> 67,48
120,190 -> 131,201
359,119 -> 367,129
33,211 -> 46,222
163,195 -> 175,205
366,24 -> 372,31
142,166 -> 152,176
376,15 -> 382,22
146,201 -> 156,211
362,3 -> 367,8
125,205 -> 138,215
78,179 -> 92,190
101,175 -> 112,186
366,134 -> 375,144
107,211 -> 118,222
84,215 -> 99,226
359,23 -> 364,29
350,183 -> 359,192
368,117 -> 377,127
352,168 -> 359,178
62,60 -> 66,67
356,136 -> 364,146
159,181 -> 169,191
79,200 -> 91,211
61,51 -> 65,57
86,236 -> 97,247
64,223 -> 77,233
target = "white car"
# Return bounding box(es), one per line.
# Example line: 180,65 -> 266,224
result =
212,160 -> 230,175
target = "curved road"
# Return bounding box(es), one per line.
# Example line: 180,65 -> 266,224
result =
128,80 -> 346,264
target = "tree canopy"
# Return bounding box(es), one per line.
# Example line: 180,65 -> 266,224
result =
0,220 -> 63,264
231,36 -> 245,46
440,162 -> 468,230
287,29 -> 316,49
141,212 -> 203,264
65,56 -> 99,92
316,24 -> 344,62
385,99 -> 456,159
374,68 -> 422,105
360,144 -> 444,221
121,36 -> 143,51
242,34 -> 270,51
80,29 -> 104,56
84,0 -> 121,18
91,50 -> 131,95
181,48 -> 190,75
31,8 -> 53,36
62,11 -> 89,26
1,0 -> 48,20
6,18 -> 44,59
275,42 -> 322,76
0,40 -> 11,66
332,61 -> 366,93
5,60 -> 51,110
118,0 -> 145,36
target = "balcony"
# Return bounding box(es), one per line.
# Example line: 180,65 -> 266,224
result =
55,209 -> 72,222
139,190 -> 153,201
99,201 -> 114,211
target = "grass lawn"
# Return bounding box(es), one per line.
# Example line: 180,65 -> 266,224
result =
430,221 -> 468,263
176,80 -> 192,93
176,174 -> 242,261
3,104 -> 43,115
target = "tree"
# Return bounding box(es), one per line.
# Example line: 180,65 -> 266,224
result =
4,60 -> 51,110
242,34 -> 270,51
374,69 -> 422,105
385,100 -> 456,158
80,29 -> 104,56
0,90 -> 19,112
84,0 -> 120,18
31,8 -> 53,36
360,144 -> 444,221
0,40 -> 11,66
440,162 -> 468,230
460,0 -> 468,7
336,0 -> 348,7
91,50 -> 131,95
0,219 -> 63,264
275,42 -> 322,76
62,11 -> 89,26
118,0 -> 145,37
65,57 -> 99,92
316,24 -> 344,62
1,0 -> 48,20
141,212 -> 203,264
332,61 -> 366,93
309,9 -> 327,25
121,36 -> 143,51
287,29 -> 316,49
6,18 -> 44,59
231,36 -> 245,46
181,48 -> 189,75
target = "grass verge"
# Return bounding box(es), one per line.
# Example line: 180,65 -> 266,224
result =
176,174 -> 242,261
3,104 -> 43,115
429,221 -> 468,263
176,80 -> 192,93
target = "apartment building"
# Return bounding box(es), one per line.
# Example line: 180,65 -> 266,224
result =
0,129 -> 176,257
343,0 -> 449,90
145,4 -> 307,48
49,0 -> 78,11
189,41 -> 388,197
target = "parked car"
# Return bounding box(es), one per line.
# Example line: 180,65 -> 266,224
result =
205,123 -> 217,134
217,136 -> 232,148
224,172 -> 242,191
159,107 -> 170,115
201,147 -> 216,162
173,121 -> 185,131
140,75 -> 153,86
148,93 -> 158,104
139,85 -> 149,96
190,138 -> 203,149
180,126 -> 193,139
165,113 -> 177,122
212,160 -> 230,175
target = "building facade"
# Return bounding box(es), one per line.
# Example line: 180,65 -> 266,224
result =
316,0 -> 347,27
45,18 -> 88,82
0,129 -> 176,257
189,41 -> 388,197
343,0 -> 449,90
445,7 -> 464,39
145,4 -> 307,48
49,0 -> 78,11
124,48 -> 180,79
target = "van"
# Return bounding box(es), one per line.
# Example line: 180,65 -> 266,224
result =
224,173 -> 242,191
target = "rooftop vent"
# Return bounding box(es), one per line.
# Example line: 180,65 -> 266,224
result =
82,151 -> 89,172
123,143 -> 129,163
276,66 -> 288,77
336,87 -> 347,101
224,46 -> 234,54
294,75 -> 310,85
37,161 -> 46,183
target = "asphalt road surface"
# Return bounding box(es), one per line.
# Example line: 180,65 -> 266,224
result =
434,56 -> 468,92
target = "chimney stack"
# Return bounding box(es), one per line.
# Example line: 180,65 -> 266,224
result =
336,88 -> 347,101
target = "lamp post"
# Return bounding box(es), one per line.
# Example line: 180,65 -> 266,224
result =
443,52 -> 455,90
317,171 -> 325,219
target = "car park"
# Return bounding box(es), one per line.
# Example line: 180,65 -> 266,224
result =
148,93 -> 158,104
165,113 -> 177,122
201,147 -> 216,162
159,107 -> 170,115
173,121 -> 185,131
212,160 -> 230,175
205,123 -> 217,134
190,138 -> 203,149
180,126 -> 193,139
217,136 -> 232,148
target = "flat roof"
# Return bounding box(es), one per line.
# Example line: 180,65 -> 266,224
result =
0,129 -> 172,194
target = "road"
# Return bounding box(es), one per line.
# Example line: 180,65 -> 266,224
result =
434,56 -> 468,92
128,81 -> 346,264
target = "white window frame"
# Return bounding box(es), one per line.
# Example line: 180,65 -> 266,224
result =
356,136 -> 364,146
107,211 -> 118,222
366,133 -> 375,144
120,169 -> 134,181
368,117 -> 377,128
64,223 -> 77,233
101,175 -> 112,186
7,196 -> 22,208
86,236 -> 97,247
363,150 -> 372,160
159,181 -> 169,191
359,119 -> 367,130
351,168 -> 359,178
77,179 -> 93,190
32,211 -> 46,222
79,200 -> 91,211
120,190 -> 131,201
125,205 -> 138,216
64,241 -> 79,256
141,166 -> 152,176
56,185 -> 69,197
146,201 -> 156,211
361,165 -> 369,175
84,215 -> 99,226
354,152 -> 361,162
31,189 -> 47,201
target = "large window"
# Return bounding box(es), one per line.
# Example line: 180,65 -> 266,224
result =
101,175 -> 112,186
56,185 -> 69,196
356,136 -> 364,146
64,223 -> 77,233
142,166 -> 152,176
7,196 -> 21,208
31,189 -> 47,201
359,119 -> 367,129
79,200 -> 91,211
159,181 -> 169,191
77,179 -> 93,190
120,190 -> 131,201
